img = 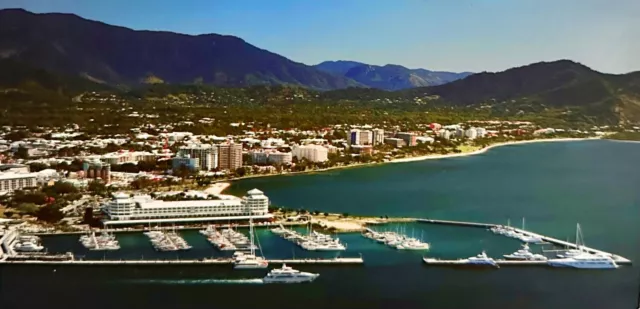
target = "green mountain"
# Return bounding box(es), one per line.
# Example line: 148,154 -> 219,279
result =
315,61 -> 472,90
0,9 -> 360,90
402,60 -> 640,123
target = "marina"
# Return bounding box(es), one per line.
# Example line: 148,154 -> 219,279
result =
0,257 -> 364,265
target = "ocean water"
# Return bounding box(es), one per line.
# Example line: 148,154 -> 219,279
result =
1,140 -> 639,309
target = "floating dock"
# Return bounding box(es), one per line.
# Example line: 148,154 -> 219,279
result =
416,218 -> 632,265
0,257 -> 364,266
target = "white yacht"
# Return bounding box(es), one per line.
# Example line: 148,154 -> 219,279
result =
503,244 -> 547,260
233,217 -> 269,270
270,224 -> 289,235
548,252 -> 618,269
14,241 -> 44,252
263,264 -> 319,284
466,251 -> 499,267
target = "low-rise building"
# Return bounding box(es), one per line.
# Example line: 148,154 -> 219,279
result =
384,138 -> 406,148
0,165 -> 37,193
396,132 -> 417,146
102,189 -> 272,225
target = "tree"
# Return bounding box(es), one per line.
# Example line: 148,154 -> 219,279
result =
44,181 -> 78,196
17,203 -> 39,215
234,167 -> 247,177
14,146 -> 29,159
35,205 -> 64,223
87,180 -> 107,195
28,162 -> 49,172
83,207 -> 94,224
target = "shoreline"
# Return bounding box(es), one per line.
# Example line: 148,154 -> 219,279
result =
227,137 -> 600,182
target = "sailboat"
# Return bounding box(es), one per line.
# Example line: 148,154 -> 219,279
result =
233,215 -> 268,269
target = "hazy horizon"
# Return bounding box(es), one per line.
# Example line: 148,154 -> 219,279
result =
1,0 -> 639,74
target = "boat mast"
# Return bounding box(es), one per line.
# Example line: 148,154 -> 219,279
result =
249,214 -> 255,256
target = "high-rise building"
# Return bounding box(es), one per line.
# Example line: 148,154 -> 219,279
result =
396,132 -> 417,147
179,145 -> 218,171
350,129 -> 373,145
359,130 -> 373,145
292,145 -> 328,162
350,129 -> 360,145
372,129 -> 385,145
217,143 -> 243,171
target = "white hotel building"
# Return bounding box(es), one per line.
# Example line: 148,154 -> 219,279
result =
102,189 -> 272,225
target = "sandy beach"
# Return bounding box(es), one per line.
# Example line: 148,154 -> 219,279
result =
389,137 -> 599,163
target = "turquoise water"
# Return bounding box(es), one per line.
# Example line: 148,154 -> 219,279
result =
1,140 -> 639,309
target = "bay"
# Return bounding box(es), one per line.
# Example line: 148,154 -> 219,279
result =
1,140 -> 639,309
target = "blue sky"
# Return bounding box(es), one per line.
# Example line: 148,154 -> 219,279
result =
2,0 -> 639,73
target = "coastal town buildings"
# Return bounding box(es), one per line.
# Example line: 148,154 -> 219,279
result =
292,144 -> 328,162
384,138 -> 406,148
217,143 -> 243,171
396,132 -> 417,147
179,144 -> 218,171
0,164 -> 37,193
372,129 -> 385,145
82,160 -> 111,183
171,155 -> 200,171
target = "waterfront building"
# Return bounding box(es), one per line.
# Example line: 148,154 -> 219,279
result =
372,129 -> 385,145
82,160 -> 111,183
102,189 -> 272,225
439,130 -> 452,140
455,128 -> 465,138
384,138 -> 406,148
359,130 -> 373,145
396,132 -> 417,147
268,152 -> 292,165
465,128 -> 478,139
179,144 -> 218,171
292,145 -> 328,162
217,143 -> 243,171
250,151 -> 269,165
351,145 -> 373,155
476,127 -> 487,138
171,155 -> 200,171
349,129 -> 360,145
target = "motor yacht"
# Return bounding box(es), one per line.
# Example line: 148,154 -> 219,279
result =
503,244 -> 547,260
263,264 -> 319,283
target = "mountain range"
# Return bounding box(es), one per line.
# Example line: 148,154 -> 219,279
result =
0,8 -> 639,123
0,9 -> 360,90
314,61 -> 472,90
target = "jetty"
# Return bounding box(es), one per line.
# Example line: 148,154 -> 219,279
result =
416,218 -> 631,265
0,257 -> 364,266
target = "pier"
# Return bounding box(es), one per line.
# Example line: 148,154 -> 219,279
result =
0,257 -> 364,266
416,218 -> 632,265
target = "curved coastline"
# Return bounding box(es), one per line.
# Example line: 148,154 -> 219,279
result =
229,137 -> 600,182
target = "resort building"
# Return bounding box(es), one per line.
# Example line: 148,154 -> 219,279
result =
217,143 -> 243,171
292,144 -> 328,162
102,189 -> 272,225
179,144 -> 218,171
372,128 -> 385,145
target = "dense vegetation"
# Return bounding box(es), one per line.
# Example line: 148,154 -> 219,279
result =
0,9 -> 358,90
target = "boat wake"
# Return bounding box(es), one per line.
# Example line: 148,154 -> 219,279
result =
127,278 -> 265,285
